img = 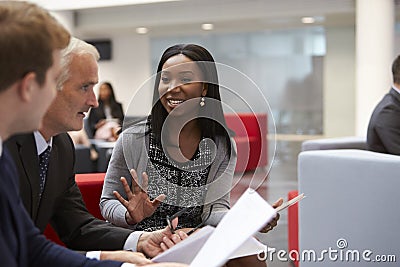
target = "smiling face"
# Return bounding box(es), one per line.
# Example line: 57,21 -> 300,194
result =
158,54 -> 207,116
41,53 -> 99,137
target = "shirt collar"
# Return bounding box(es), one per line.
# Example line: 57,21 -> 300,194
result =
392,85 -> 400,95
33,131 -> 53,155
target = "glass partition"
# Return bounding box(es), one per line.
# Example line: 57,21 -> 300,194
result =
150,27 -> 325,135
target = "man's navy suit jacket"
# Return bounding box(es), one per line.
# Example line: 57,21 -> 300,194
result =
0,147 -> 121,267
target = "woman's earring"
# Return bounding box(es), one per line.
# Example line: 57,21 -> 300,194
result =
200,97 -> 205,107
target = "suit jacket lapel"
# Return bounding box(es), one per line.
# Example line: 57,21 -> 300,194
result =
16,134 -> 41,220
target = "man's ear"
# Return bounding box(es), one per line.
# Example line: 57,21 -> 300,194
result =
18,72 -> 37,102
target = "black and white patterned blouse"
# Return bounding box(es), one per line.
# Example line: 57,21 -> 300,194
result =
134,127 -> 214,232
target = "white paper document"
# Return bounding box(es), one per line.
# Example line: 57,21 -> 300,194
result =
153,226 -> 272,264
153,188 -> 277,267
153,226 -> 214,264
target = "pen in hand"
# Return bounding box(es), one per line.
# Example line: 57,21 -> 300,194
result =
166,207 -> 189,234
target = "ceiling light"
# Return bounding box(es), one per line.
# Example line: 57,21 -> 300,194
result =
301,17 -> 315,24
136,27 -> 148,34
201,23 -> 214,31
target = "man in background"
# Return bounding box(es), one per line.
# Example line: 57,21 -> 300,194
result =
367,54 -> 400,155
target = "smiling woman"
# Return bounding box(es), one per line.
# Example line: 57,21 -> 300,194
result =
100,44 -> 270,267
101,44 -> 234,230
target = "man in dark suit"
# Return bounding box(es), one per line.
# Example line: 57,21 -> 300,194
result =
5,37 -> 185,262
0,2 -> 122,266
367,55 -> 400,155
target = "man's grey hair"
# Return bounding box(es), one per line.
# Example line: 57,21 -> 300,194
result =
56,37 -> 100,90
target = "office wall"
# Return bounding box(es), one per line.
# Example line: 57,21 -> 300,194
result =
96,34 -> 153,117
51,11 -> 74,33
324,26 -> 356,137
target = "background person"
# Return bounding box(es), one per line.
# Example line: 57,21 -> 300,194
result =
367,54 -> 400,155
69,128 -> 99,161
88,81 -> 124,141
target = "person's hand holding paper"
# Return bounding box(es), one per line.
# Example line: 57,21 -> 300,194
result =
259,193 -> 305,233
259,198 -> 284,233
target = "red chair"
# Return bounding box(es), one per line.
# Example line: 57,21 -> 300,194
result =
44,173 -> 106,246
224,113 -> 268,172
75,173 -> 106,220
287,190 -> 299,267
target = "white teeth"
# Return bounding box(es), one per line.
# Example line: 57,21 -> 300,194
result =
168,99 -> 184,105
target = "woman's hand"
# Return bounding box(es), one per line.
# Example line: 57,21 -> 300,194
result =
113,169 -> 166,225
259,198 -> 283,233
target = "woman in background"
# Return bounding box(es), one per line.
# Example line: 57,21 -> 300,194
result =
88,81 -> 124,141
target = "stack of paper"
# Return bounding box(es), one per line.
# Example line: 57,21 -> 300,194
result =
153,188 -> 277,266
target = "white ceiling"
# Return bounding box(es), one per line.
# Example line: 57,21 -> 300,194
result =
25,0 -> 400,37
73,0 -> 357,37
21,0 -> 182,11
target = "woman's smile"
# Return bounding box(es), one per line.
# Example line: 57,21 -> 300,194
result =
166,98 -> 185,108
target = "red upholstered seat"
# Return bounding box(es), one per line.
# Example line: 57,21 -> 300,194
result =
224,113 -> 267,172
287,190 -> 299,267
75,173 -> 106,220
43,173 -> 106,246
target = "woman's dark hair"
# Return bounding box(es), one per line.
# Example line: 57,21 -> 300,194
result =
99,81 -> 117,104
150,44 -> 231,154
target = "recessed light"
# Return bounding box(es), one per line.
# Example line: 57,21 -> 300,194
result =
136,27 -> 148,34
301,17 -> 315,24
201,23 -> 214,31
